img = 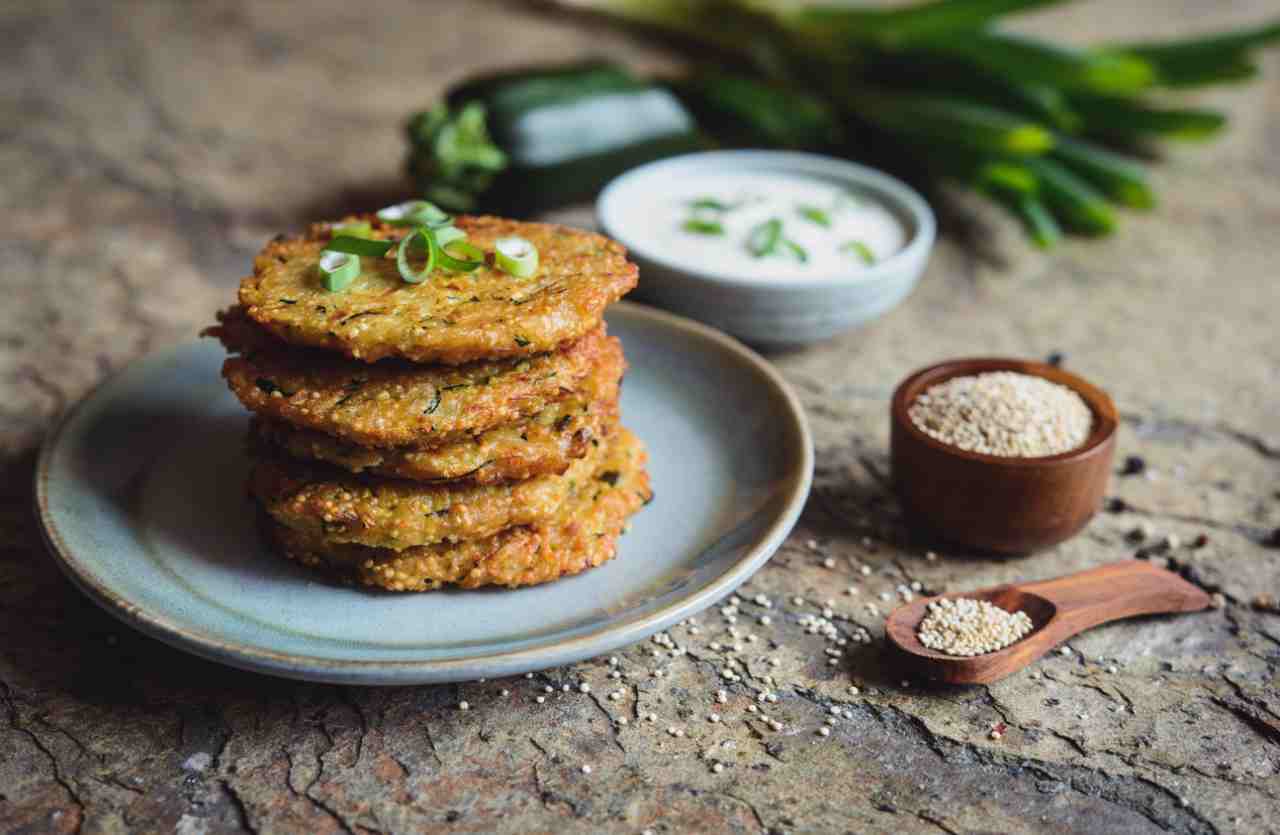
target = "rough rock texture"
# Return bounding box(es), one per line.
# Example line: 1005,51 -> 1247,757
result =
3,1 -> 1279,833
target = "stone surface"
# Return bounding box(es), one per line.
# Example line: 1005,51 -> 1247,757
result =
3,1 -> 1279,833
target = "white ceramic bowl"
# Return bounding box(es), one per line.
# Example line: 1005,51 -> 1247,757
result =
597,150 -> 936,347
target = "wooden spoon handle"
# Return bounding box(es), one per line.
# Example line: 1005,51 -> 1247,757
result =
1022,560 -> 1211,637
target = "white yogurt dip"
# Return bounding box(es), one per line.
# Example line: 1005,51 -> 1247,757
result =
612,170 -> 908,282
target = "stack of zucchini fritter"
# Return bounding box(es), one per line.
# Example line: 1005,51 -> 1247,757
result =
207,215 -> 649,591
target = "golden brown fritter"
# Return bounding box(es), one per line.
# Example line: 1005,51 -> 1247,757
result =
238,215 -> 638,365
251,346 -> 622,483
208,306 -> 615,449
250,434 -> 608,550
263,429 -> 651,591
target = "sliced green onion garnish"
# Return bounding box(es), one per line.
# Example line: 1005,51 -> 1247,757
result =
841,240 -> 877,265
494,236 -> 539,278
332,220 -> 373,239
783,240 -> 808,262
396,227 -> 436,284
434,225 -> 468,248
326,235 -> 394,257
319,250 -> 360,292
377,200 -> 451,228
747,218 -> 783,257
682,218 -> 725,235
797,205 -> 831,227
687,197 -> 733,212
438,239 -> 485,272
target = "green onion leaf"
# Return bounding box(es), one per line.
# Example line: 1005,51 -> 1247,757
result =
332,221 -> 373,239
841,240 -> 877,265
1024,157 -> 1116,236
797,205 -> 832,227
319,250 -> 360,292
682,218 -> 725,235
1069,95 -> 1226,140
1016,196 -> 1062,249
747,218 -> 783,257
378,200 -> 451,227
396,227 -> 436,284
494,236 -> 539,277
438,239 -> 485,272
1051,136 -> 1154,209
326,236 -> 395,257
849,93 -> 1054,155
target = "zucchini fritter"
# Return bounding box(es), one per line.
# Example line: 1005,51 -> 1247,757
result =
250,434 -> 609,550
209,306 -> 614,449
251,345 -> 622,483
238,215 -> 638,365
263,429 -> 651,591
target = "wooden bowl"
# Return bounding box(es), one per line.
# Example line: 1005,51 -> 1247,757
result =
890,358 -> 1117,554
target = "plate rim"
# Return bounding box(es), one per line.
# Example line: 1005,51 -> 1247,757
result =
34,300 -> 814,685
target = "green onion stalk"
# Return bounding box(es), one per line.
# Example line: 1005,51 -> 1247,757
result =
405,0 -> 1280,248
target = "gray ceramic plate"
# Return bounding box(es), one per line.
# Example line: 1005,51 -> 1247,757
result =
36,302 -> 813,685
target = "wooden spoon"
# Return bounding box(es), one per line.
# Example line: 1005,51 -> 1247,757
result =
885,561 -> 1211,685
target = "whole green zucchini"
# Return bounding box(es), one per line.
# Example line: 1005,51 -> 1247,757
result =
407,61 -> 704,215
